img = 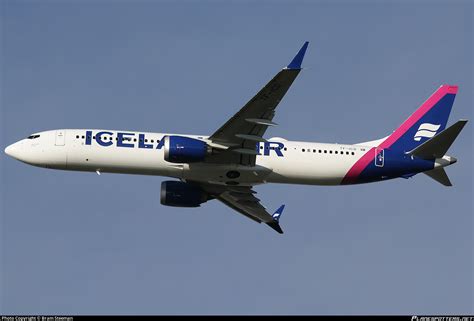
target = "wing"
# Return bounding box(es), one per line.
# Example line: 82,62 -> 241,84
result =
198,183 -> 285,234
207,42 -> 309,166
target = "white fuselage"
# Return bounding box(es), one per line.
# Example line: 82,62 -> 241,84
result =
5,129 -> 373,186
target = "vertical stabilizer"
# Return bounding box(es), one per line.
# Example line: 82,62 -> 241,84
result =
380,85 -> 458,152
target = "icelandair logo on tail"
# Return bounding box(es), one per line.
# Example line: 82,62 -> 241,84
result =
413,123 -> 440,141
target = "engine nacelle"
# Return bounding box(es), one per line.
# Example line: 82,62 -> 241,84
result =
164,135 -> 209,163
160,181 -> 209,207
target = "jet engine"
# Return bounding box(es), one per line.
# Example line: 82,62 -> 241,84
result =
163,135 -> 210,163
160,181 -> 209,207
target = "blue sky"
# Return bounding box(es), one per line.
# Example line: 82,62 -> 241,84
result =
1,0 -> 472,315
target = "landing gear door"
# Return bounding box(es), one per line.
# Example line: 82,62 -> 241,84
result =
375,148 -> 384,167
55,130 -> 66,146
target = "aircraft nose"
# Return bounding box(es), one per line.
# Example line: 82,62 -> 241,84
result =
5,143 -> 16,158
4,142 -> 24,160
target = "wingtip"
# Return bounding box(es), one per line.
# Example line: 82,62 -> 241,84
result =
267,204 -> 286,234
267,221 -> 284,234
286,41 -> 309,70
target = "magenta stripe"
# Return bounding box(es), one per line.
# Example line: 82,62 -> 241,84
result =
342,147 -> 375,184
378,85 -> 457,150
341,85 -> 458,184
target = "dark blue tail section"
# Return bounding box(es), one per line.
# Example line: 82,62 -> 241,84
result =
380,85 -> 458,152
342,85 -> 458,185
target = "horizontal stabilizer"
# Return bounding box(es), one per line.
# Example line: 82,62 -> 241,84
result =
408,120 -> 468,159
424,168 -> 452,186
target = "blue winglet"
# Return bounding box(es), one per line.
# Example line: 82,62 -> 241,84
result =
286,41 -> 309,70
272,204 -> 285,222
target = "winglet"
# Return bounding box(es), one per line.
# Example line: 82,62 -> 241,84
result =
286,41 -> 309,70
272,204 -> 285,222
266,205 -> 285,234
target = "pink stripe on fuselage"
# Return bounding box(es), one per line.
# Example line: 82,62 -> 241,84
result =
342,85 -> 458,184
341,147 -> 375,184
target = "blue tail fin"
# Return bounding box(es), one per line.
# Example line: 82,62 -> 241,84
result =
379,85 -> 458,152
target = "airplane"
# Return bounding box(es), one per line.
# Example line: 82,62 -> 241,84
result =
4,41 -> 468,234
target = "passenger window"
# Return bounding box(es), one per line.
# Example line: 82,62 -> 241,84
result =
351,152 -> 355,155
284,147 -> 287,151
335,151 -> 338,154
324,150 -> 327,153
329,150 -> 332,154
302,149 -> 305,152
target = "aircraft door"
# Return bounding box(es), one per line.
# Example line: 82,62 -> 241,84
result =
55,130 -> 66,146
375,148 -> 384,167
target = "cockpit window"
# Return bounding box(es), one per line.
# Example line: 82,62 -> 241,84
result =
27,135 -> 40,139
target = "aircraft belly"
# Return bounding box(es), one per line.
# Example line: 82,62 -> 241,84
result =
182,163 -> 272,186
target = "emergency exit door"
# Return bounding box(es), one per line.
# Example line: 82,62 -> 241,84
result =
55,130 -> 66,146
